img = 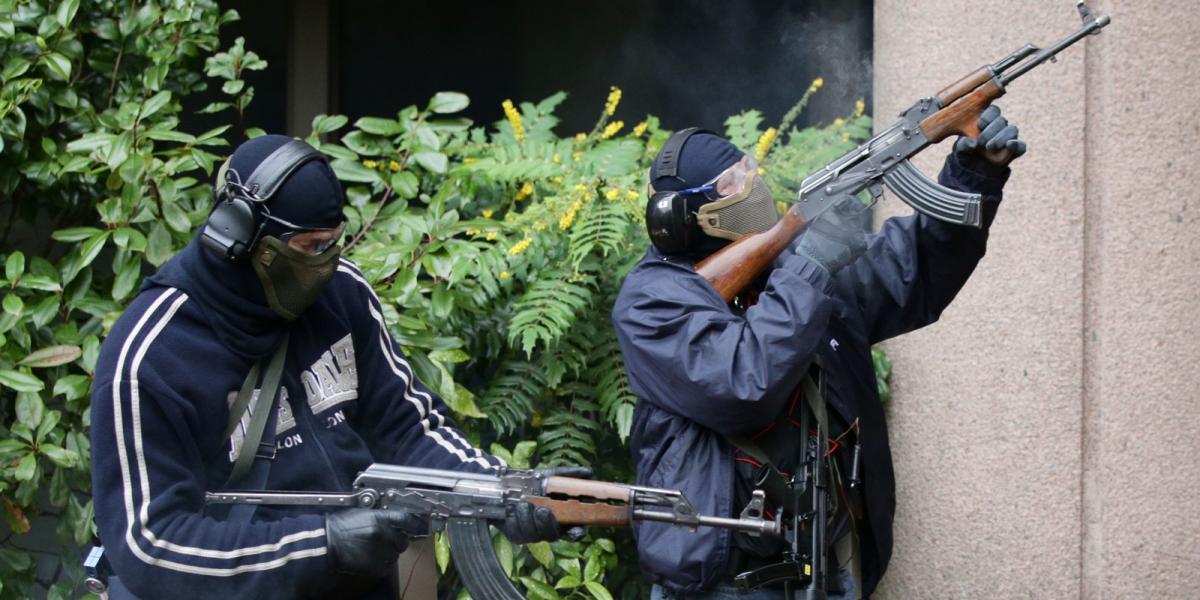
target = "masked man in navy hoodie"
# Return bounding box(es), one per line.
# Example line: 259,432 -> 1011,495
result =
613,107 -> 1023,599
90,135 -> 571,599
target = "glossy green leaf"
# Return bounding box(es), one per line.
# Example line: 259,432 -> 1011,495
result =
41,52 -> 70,79
584,581 -> 614,600
40,445 -> 79,468
528,541 -> 554,569
18,274 -> 61,291
14,453 -> 36,481
413,151 -> 448,174
3,294 -> 23,315
15,391 -> 44,428
311,114 -> 348,135
52,226 -> 103,242
19,345 -> 82,368
518,577 -> 561,600
0,369 -> 44,392
355,116 -> 404,136
434,531 -> 450,574
5,250 -> 24,280
494,534 -> 514,576
428,91 -> 470,114
390,171 -> 419,199
141,90 -> 172,119
79,231 -> 111,268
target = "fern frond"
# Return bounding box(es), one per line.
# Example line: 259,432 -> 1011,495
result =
588,331 -> 638,442
538,394 -> 600,467
478,360 -> 547,435
568,199 -> 629,271
507,271 -> 594,357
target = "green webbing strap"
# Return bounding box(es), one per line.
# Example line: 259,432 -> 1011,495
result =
224,333 -> 290,487
222,363 -> 261,442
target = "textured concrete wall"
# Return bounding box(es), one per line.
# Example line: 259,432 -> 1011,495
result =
873,1 -> 1200,598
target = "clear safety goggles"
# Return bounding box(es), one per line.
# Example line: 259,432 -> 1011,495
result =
278,221 -> 345,255
676,155 -> 757,202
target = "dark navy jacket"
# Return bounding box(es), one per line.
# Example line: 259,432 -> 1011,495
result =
91,255 -> 501,600
612,154 -> 1008,597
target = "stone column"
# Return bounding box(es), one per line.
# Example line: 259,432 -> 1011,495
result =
872,1 -> 1200,597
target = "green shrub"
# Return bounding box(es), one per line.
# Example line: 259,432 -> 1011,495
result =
0,2 -> 876,597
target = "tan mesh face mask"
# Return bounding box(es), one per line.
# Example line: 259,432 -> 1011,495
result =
695,171 -> 780,241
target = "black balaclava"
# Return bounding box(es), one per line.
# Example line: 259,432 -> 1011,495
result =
143,135 -> 344,360
649,132 -> 745,257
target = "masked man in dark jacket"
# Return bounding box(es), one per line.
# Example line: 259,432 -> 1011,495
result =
90,135 -> 572,599
613,107 -> 1023,599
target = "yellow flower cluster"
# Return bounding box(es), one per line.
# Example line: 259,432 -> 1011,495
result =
832,118 -> 846,128
502,99 -> 525,142
809,77 -> 824,93
559,199 -> 583,230
389,160 -> 401,172
854,98 -> 865,117
466,228 -> 481,236
552,153 -> 561,164
363,160 -> 378,169
600,120 -> 624,140
482,209 -> 494,218
605,86 -> 622,116
626,190 -> 639,201
755,127 -> 777,162
632,121 -> 648,137
533,221 -> 548,231
486,231 -> 497,240
508,238 -> 532,255
574,132 -> 587,142
605,188 -> 621,201
463,157 -> 477,164
516,182 -> 534,200
498,271 -> 511,280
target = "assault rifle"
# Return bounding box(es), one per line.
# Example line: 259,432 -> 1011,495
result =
696,1 -> 1111,302
205,464 -> 781,599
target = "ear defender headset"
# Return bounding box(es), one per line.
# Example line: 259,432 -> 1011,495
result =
201,139 -> 328,261
644,127 -> 716,255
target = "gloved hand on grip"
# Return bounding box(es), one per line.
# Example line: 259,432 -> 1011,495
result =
326,509 -> 428,577
953,104 -> 1027,174
794,194 -> 869,275
498,465 -> 592,544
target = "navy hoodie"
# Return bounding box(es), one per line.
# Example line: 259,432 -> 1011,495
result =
613,154 -> 1009,597
90,237 -> 501,600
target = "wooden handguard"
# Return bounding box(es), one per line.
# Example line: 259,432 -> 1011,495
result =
935,66 -> 993,106
921,78 -> 1013,164
524,497 -> 632,527
542,476 -> 633,502
695,207 -> 808,303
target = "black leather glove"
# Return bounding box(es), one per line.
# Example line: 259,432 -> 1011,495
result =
794,194 -> 869,275
953,105 -> 1026,174
498,466 -> 592,544
326,509 -> 428,577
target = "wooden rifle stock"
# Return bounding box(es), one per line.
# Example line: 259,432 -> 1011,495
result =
695,206 -> 808,303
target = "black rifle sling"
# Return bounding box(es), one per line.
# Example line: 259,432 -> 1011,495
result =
224,333 -> 290,487
724,374 -> 823,509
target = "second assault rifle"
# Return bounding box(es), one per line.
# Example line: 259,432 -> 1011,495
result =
205,464 -> 782,599
696,1 -> 1111,302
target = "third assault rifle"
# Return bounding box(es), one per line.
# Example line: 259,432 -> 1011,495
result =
696,1 -> 1110,302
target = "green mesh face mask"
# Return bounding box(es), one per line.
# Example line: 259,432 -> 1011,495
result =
249,236 -> 340,321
